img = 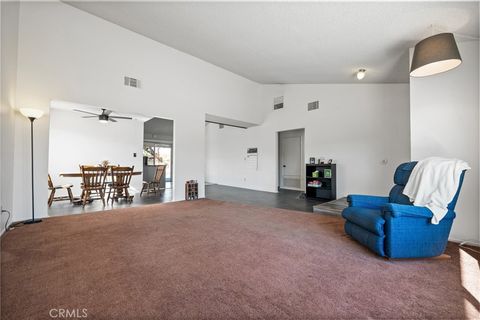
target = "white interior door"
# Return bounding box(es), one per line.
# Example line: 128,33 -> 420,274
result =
280,135 -> 302,190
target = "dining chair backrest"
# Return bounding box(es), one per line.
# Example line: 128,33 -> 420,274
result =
110,166 -> 134,188
48,174 -> 54,189
80,165 -> 108,190
154,165 -> 166,183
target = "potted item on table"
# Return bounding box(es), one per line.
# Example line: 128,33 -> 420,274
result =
100,160 -> 110,167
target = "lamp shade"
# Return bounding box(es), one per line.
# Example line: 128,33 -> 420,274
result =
20,108 -> 44,119
410,33 -> 462,77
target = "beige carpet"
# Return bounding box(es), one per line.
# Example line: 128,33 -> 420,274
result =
1,199 -> 479,319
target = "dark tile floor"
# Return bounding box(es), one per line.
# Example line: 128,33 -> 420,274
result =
205,184 -> 327,213
48,189 -> 173,217
48,184 -> 334,217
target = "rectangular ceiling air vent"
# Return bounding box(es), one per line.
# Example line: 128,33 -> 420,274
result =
124,76 -> 140,88
308,101 -> 319,111
274,96 -> 284,110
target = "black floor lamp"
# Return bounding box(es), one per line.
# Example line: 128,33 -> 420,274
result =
20,108 -> 44,224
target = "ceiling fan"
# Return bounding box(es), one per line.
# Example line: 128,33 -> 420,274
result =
74,108 -> 132,123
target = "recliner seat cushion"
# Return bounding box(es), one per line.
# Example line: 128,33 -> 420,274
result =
342,207 -> 386,236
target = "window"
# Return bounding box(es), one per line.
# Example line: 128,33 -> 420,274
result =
143,143 -> 172,182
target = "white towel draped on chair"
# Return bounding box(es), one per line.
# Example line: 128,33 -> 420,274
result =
403,157 -> 470,224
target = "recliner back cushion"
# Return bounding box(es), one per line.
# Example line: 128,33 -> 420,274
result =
393,162 -> 417,186
389,162 -> 417,205
389,185 -> 412,205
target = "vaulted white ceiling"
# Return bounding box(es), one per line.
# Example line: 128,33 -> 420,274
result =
66,1 -> 479,84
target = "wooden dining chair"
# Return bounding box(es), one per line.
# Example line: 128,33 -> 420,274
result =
80,165 -> 108,207
107,166 -> 134,204
141,165 -> 166,196
47,174 -> 74,207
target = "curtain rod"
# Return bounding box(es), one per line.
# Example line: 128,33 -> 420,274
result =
205,120 -> 247,129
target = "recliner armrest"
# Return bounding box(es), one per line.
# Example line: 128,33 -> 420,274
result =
382,203 -> 456,220
347,195 -> 389,209
382,203 -> 432,219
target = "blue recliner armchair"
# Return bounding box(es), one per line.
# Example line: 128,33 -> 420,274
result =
342,161 -> 466,258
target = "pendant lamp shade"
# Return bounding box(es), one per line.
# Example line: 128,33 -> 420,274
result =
410,33 -> 462,77
20,108 -> 44,119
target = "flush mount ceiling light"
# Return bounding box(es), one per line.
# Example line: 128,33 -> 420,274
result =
410,33 -> 462,77
356,69 -> 366,80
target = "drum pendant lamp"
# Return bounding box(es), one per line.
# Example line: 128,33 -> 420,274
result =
410,33 -> 462,77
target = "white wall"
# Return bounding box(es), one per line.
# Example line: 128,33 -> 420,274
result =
10,1 -> 478,244
206,84 -> 411,197
11,2 -> 262,221
48,108 -> 144,196
410,40 -> 480,243
0,1 -> 20,233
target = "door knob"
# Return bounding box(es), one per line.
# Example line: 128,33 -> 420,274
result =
283,165 -> 286,167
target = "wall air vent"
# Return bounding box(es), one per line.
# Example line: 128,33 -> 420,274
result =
124,76 -> 140,88
308,101 -> 319,111
274,96 -> 284,110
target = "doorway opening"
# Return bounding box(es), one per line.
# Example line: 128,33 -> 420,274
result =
47,100 -> 174,217
143,117 -> 174,190
278,129 -> 305,191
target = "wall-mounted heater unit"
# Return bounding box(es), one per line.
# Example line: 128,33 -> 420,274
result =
274,96 -> 284,110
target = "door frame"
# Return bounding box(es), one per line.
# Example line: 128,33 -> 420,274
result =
277,128 -> 305,191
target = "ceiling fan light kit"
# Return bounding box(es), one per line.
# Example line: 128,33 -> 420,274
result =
410,32 -> 462,77
99,114 -> 109,123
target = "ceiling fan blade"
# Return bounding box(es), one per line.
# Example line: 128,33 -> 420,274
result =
103,109 -> 113,116
109,116 -> 132,120
109,118 -> 117,122
82,116 -> 98,118
74,109 -> 98,116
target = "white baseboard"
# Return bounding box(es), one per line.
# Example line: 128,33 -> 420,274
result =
207,183 -> 278,193
449,238 -> 480,248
